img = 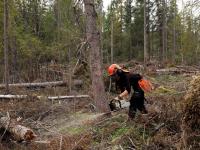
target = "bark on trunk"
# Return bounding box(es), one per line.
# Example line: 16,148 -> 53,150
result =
0,116 -> 36,141
84,0 -> 110,112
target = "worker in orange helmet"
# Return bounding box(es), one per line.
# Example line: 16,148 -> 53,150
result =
107,64 -> 148,120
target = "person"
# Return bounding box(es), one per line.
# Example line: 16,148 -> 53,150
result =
107,64 -> 148,120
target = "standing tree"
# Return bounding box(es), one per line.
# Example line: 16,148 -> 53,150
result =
156,0 -> 167,61
144,0 -> 148,63
110,1 -> 114,63
3,0 -> 9,94
83,0 -> 110,112
124,0 -> 133,60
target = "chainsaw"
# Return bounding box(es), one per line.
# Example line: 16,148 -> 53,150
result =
109,98 -> 149,111
109,99 -> 130,111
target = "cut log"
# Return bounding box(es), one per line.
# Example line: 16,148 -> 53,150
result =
0,94 -> 90,100
0,94 -> 27,99
0,116 -> 36,141
0,80 -> 83,89
48,95 -> 90,100
34,140 -> 50,144
156,68 -> 200,75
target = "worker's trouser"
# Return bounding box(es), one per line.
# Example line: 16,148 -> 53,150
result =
128,91 -> 148,119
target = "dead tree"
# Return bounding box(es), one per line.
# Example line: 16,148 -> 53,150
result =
83,0 -> 110,112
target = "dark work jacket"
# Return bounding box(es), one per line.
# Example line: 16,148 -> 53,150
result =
115,69 -> 144,94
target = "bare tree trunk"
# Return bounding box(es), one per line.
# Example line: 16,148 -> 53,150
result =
11,36 -> 18,83
173,0 -> 177,63
56,0 -> 61,62
83,0 -> 110,113
162,0 -> 167,61
111,7 -> 114,64
4,0 -> 9,94
147,0 -> 151,60
99,1 -> 104,64
144,0 -> 148,64
120,0 -> 123,56
109,2 -> 114,93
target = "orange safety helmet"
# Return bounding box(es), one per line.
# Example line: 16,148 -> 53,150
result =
107,64 -> 121,76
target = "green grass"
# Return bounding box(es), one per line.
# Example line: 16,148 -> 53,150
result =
111,126 -> 129,142
59,126 -> 86,135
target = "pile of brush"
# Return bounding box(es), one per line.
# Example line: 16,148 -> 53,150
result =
181,75 -> 200,148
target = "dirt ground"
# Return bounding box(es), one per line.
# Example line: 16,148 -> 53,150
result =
0,63 -> 199,150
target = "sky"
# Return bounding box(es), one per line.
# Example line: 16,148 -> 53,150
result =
103,0 -> 191,11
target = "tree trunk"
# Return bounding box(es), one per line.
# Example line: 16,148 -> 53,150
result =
4,0 -> 9,94
173,0 -> 177,63
144,0 -> 148,64
83,0 -> 110,112
11,36 -> 18,83
0,116 -> 36,141
56,0 -> 62,62
99,1 -> 104,64
162,0 -> 167,61
147,0 -> 151,60
111,5 -> 114,64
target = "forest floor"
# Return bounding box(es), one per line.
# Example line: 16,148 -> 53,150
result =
0,61 -> 199,150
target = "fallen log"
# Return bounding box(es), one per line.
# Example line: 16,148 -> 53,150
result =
156,68 -> 200,75
48,95 -> 90,100
0,80 -> 83,89
0,95 -> 27,99
0,116 -> 36,141
0,94 -> 90,100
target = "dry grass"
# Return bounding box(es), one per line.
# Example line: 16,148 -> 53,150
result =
1,64 -> 200,149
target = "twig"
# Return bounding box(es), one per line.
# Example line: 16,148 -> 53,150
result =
128,137 -> 136,149
119,145 -> 124,150
71,133 -> 88,150
151,123 -> 165,136
0,112 -> 10,141
143,125 -> 146,142
59,136 -> 63,150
